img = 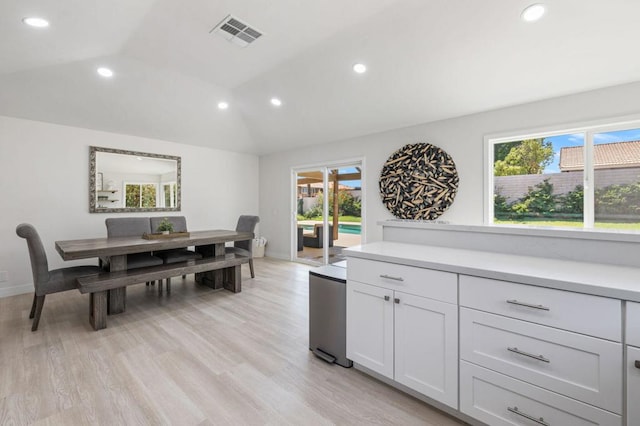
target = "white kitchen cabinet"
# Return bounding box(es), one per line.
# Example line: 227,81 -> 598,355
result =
346,280 -> 394,378
346,262 -> 458,409
460,362 -> 621,426
627,346 -> 640,426
460,308 -> 622,413
394,292 -> 458,408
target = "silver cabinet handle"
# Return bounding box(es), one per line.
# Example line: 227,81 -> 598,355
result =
384,295 -> 390,301
394,298 -> 400,304
508,347 -> 550,363
379,274 -> 404,282
506,299 -> 550,311
635,360 -> 640,369
507,406 -> 549,426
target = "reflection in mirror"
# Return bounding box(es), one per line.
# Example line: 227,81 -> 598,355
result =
89,146 -> 181,213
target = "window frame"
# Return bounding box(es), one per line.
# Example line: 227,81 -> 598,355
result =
484,115 -> 640,231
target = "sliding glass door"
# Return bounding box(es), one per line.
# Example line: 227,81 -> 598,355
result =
293,161 -> 363,265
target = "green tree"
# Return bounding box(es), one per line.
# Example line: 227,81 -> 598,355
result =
494,139 -> 554,176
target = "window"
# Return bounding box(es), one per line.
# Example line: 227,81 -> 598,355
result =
125,183 -> 157,208
163,182 -> 177,208
488,122 -> 640,231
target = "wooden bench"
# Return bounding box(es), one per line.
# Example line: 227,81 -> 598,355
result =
78,253 -> 250,330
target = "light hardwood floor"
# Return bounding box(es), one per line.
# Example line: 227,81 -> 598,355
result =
0,258 -> 464,425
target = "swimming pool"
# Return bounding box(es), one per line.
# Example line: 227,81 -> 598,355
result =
301,223 -> 361,235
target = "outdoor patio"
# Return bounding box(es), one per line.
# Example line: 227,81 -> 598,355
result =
296,230 -> 361,264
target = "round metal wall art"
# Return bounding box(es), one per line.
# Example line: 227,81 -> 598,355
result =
379,143 -> 459,220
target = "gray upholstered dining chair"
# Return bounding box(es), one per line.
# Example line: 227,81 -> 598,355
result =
225,215 -> 260,278
16,223 -> 103,331
150,216 -> 202,292
105,217 -> 163,285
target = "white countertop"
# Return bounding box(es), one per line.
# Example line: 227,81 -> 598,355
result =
344,241 -> 640,302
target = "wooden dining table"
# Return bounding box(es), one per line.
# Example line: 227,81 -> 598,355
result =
55,229 -> 253,329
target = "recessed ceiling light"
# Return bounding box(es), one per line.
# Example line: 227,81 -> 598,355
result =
218,101 -> 229,110
97,67 -> 114,78
22,17 -> 49,28
521,4 -> 546,22
353,63 -> 367,74
270,97 -> 282,107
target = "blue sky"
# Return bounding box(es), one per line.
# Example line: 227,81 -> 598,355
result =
543,128 -> 640,173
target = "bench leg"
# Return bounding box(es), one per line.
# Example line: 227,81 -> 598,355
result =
223,265 -> 242,293
166,277 -> 171,294
89,291 -> 108,330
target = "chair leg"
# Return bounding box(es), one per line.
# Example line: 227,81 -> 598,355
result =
29,294 -> 37,319
166,278 -> 171,293
182,275 -> 186,279
31,295 -> 45,331
249,259 -> 255,278
158,279 -> 163,295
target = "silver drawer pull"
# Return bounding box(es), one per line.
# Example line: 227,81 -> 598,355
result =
506,299 -> 550,311
507,406 -> 549,426
384,295 -> 390,301
508,347 -> 550,363
379,274 -> 404,282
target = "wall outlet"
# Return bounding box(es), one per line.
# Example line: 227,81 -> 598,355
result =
0,271 -> 8,282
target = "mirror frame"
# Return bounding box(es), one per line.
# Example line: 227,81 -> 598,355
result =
89,146 -> 181,213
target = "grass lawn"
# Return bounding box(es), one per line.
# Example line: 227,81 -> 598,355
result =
297,215 -> 361,223
494,219 -> 640,230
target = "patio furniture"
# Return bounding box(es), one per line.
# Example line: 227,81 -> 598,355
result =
225,215 -> 259,278
303,224 -> 334,249
16,223 -> 102,331
150,216 -> 202,293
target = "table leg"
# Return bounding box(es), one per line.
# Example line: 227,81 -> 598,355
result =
223,265 -> 242,293
195,243 -> 226,290
89,291 -> 108,330
108,254 -> 127,314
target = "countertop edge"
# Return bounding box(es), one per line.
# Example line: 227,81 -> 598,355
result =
345,242 -> 640,302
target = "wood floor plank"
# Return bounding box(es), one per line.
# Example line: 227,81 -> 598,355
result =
0,258 -> 465,425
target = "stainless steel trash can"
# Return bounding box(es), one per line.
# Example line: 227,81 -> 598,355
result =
309,264 -> 353,368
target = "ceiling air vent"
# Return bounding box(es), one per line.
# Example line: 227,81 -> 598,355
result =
210,15 -> 263,48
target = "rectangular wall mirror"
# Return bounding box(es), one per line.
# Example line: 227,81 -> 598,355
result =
89,146 -> 181,213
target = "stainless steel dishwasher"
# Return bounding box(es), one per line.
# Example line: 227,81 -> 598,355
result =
308,263 -> 353,368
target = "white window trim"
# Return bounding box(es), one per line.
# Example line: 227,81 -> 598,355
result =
484,114 -> 640,229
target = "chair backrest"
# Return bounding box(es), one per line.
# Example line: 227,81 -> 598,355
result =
150,216 -> 188,233
234,215 -> 259,251
16,223 -> 49,290
105,217 -> 151,237
313,224 -> 334,241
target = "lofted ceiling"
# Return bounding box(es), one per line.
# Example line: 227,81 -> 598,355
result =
2,0 -> 640,155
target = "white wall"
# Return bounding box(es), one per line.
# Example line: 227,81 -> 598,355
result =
0,116 -> 259,297
259,81 -> 640,260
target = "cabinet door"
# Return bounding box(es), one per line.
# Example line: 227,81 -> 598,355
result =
346,280 -> 394,378
628,346 -> 640,426
394,292 -> 458,409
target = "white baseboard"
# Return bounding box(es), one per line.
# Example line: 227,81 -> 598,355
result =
264,251 -> 289,260
0,283 -> 33,298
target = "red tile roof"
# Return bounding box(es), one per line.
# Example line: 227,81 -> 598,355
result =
559,140 -> 640,171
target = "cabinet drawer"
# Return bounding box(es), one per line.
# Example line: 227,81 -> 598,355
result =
460,362 -> 621,426
460,308 -> 622,413
347,257 -> 457,303
626,302 -> 640,347
460,275 -> 621,341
